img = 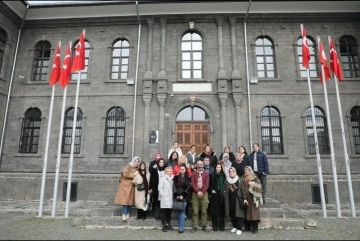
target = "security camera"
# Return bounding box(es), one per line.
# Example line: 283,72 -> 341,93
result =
171,94 -> 174,97
19,76 -> 26,83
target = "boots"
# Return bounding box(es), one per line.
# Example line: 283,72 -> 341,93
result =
122,214 -> 127,221
251,221 -> 258,234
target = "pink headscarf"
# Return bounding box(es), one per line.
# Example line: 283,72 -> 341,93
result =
154,152 -> 163,161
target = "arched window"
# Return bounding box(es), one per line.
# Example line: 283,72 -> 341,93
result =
260,106 -> 283,154
305,107 -> 329,154
181,32 -> 203,79
255,36 -> 276,78
350,106 -> 360,154
339,36 -> 360,78
104,107 -> 126,154
31,41 -> 51,81
62,107 -> 83,154
0,28 -> 7,75
296,36 -> 317,78
19,108 -> 42,153
110,39 -> 130,80
71,40 -> 90,81
176,106 -> 209,121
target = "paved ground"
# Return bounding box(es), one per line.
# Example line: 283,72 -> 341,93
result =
1,212 -> 360,240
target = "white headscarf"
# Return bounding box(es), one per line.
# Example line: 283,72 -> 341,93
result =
129,156 -> 140,167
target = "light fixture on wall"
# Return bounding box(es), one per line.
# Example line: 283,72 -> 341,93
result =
189,93 -> 196,108
189,22 -> 195,29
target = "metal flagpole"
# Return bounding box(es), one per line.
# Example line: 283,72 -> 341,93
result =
306,67 -> 327,217
317,36 -> 341,217
65,71 -> 81,218
38,84 -> 56,217
51,85 -> 67,217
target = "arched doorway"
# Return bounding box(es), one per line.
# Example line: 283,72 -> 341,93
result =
175,106 -> 210,154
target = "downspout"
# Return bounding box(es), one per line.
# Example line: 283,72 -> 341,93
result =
244,0 -> 252,149
131,1 -> 141,159
0,4 -> 29,162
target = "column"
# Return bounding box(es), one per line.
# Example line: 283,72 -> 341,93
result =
143,96 -> 152,159
219,95 -> 228,149
233,96 -> 242,148
144,18 -> 154,80
229,17 -> 241,79
216,17 -> 226,79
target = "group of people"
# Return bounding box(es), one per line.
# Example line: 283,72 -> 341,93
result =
114,141 -> 269,235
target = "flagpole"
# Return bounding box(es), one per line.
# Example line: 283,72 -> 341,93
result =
306,67 -> 327,217
317,36 -> 341,217
51,85 -> 67,217
65,71 -> 81,218
38,84 -> 56,217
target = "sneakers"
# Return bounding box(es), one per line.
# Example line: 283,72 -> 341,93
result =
162,226 -> 167,232
236,230 -> 242,235
231,228 -> 237,233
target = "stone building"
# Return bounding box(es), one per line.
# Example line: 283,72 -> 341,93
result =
0,0 -> 359,205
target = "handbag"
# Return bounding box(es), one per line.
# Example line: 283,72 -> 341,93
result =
143,193 -> 153,211
137,183 -> 145,191
172,199 -> 185,211
237,195 -> 247,210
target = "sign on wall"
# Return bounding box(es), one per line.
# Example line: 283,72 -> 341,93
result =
149,131 -> 159,143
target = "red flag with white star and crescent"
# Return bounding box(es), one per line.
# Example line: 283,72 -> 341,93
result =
301,24 -> 310,69
70,29 -> 85,73
318,38 -> 331,83
48,42 -> 61,86
59,42 -> 72,88
329,37 -> 344,82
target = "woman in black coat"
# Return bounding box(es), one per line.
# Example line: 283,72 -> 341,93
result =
209,162 -> 226,231
149,158 -> 166,221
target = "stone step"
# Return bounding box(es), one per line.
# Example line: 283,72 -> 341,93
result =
73,216 -> 315,230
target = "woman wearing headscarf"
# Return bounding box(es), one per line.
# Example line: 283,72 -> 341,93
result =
114,156 -> 140,221
209,162 -> 226,231
219,146 -> 236,163
149,158 -> 166,221
242,166 -> 263,234
158,166 -> 174,232
173,164 -> 190,233
222,153 -> 233,178
224,167 -> 245,235
149,152 -> 163,172
132,161 -> 151,220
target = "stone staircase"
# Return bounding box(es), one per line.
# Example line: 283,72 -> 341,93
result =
73,198 -> 316,230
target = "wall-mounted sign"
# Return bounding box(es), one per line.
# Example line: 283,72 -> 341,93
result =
149,130 -> 159,143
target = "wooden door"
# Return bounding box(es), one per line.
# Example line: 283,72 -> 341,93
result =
175,122 -> 210,155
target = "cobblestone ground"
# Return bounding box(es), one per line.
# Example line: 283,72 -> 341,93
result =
1,213 -> 360,240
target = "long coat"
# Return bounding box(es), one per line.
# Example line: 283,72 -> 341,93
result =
132,172 -> 151,209
114,165 -> 137,206
242,176 -> 261,221
158,175 -> 174,209
224,178 -> 245,219
209,172 -> 225,216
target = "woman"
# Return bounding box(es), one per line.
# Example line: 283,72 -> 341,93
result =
149,152 -> 163,172
166,151 -> 179,168
173,155 -> 192,177
242,166 -> 263,234
232,146 -> 250,178
132,161 -> 151,220
168,141 -> 183,159
149,158 -> 166,221
219,146 -> 236,163
209,162 -> 226,231
199,144 -> 218,168
224,167 -> 245,235
222,153 -> 233,178
114,156 -> 140,221
173,164 -> 190,233
158,166 -> 174,232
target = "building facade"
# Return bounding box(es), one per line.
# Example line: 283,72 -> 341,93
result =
0,0 -> 359,204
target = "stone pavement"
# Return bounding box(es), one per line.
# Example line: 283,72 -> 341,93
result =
0,200 -> 359,240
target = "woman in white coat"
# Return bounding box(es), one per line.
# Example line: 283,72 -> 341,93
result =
158,166 -> 174,232
132,161 -> 151,220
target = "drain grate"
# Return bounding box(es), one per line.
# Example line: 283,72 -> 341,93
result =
311,184 -> 328,204
62,182 -> 78,201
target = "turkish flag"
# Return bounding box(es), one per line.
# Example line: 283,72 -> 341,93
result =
318,38 -> 331,83
301,24 -> 310,69
59,42 -> 72,88
329,37 -> 344,82
48,42 -> 61,86
70,30 -> 85,73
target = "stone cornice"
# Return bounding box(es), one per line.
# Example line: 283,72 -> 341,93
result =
0,2 -> 22,27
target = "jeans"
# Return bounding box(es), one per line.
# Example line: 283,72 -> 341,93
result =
176,202 -> 187,231
256,173 -> 267,201
122,205 -> 131,215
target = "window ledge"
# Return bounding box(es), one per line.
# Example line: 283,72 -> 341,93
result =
99,154 -> 129,159
350,154 -> 360,158
343,77 -> 360,81
60,154 -> 85,158
105,79 -> 127,83
178,78 -> 207,82
14,153 -> 42,158
266,155 -> 289,159
258,78 -> 282,82
296,77 -> 320,82
304,154 -> 331,159
24,81 -> 91,85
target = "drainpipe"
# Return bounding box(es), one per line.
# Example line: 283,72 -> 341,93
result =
131,1 -> 141,159
244,0 -> 252,149
0,4 -> 29,162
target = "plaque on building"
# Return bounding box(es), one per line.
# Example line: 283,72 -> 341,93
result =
149,131 -> 158,143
